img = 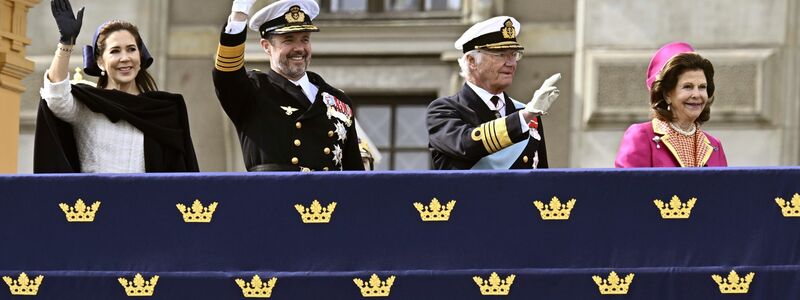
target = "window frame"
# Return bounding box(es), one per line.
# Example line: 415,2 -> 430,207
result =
316,0 -> 464,20
353,94 -> 435,170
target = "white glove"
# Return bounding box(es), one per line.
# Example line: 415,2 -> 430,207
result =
231,0 -> 256,15
525,73 -> 561,115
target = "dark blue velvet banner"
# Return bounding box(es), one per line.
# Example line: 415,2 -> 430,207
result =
1,168 -> 799,299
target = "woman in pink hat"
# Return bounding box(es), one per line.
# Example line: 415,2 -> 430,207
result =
614,42 -> 728,168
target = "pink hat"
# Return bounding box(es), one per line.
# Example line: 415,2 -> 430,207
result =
646,42 -> 694,90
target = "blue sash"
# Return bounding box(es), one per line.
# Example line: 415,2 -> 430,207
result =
471,100 -> 528,170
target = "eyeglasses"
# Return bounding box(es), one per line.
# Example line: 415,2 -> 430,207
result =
478,50 -> 523,62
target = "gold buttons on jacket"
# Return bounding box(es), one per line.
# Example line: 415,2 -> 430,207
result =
294,139 -> 301,147
324,147 -> 331,155
328,131 -> 334,137
295,122 -> 302,129
291,157 -> 299,165
523,155 -> 529,163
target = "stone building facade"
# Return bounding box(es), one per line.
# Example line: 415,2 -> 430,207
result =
13,0 -> 800,172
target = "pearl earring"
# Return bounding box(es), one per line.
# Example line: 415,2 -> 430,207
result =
101,70 -> 106,76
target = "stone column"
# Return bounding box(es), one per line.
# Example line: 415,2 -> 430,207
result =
0,0 -> 39,173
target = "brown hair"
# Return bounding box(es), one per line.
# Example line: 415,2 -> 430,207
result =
94,20 -> 158,93
649,52 -> 715,124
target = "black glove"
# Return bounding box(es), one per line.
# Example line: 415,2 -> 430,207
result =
50,0 -> 84,45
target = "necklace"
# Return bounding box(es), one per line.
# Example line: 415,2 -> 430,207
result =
669,122 -> 696,136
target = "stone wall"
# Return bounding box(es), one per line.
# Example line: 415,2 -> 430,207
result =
571,0 -> 800,167
20,0 -> 795,172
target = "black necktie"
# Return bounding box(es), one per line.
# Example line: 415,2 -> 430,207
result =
490,96 -> 502,119
296,84 -> 311,104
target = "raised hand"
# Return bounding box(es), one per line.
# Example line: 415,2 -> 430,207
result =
231,0 -> 257,15
525,73 -> 562,115
50,0 -> 84,45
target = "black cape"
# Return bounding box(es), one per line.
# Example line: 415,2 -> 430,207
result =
34,84 -> 199,173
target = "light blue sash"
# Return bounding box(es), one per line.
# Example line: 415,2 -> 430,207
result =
471,100 -> 528,170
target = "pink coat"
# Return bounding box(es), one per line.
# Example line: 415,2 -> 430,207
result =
615,120 -> 728,168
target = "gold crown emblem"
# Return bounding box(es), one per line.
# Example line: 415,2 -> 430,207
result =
235,275 -> 277,298
285,5 -> 306,23
473,272 -> 515,296
59,198 -> 101,222
3,273 -> 43,296
176,199 -> 218,223
118,273 -> 159,297
775,193 -> 800,217
413,198 -> 456,222
653,195 -> 696,219
353,274 -> 395,297
533,197 -> 576,220
712,270 -> 754,294
501,19 -> 515,39
592,271 -> 634,295
295,199 -> 337,223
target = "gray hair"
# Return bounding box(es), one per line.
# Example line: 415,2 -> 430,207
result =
457,50 -> 480,79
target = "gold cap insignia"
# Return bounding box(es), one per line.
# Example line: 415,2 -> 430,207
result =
473,272 -> 515,296
118,273 -> 159,297
235,275 -> 277,298
501,19 -> 515,39
353,274 -> 395,297
285,5 -> 306,24
712,270 -> 754,294
413,198 -> 456,222
3,273 -> 43,296
59,198 -> 101,222
653,195 -> 696,219
533,197 -> 576,220
176,199 -> 218,223
775,193 -> 800,217
592,271 -> 634,295
295,199 -> 337,223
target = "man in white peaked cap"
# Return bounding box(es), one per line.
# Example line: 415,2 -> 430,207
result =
427,16 -> 562,170
213,0 -> 364,171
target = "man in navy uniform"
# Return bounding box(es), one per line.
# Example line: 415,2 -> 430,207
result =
427,16 -> 562,170
214,0 -> 364,171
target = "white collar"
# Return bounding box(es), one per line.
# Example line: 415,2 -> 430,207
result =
466,81 -> 505,112
289,73 -> 317,103
289,73 -> 311,87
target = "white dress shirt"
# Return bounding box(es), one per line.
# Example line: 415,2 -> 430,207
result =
289,73 -> 318,104
465,81 -> 530,134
